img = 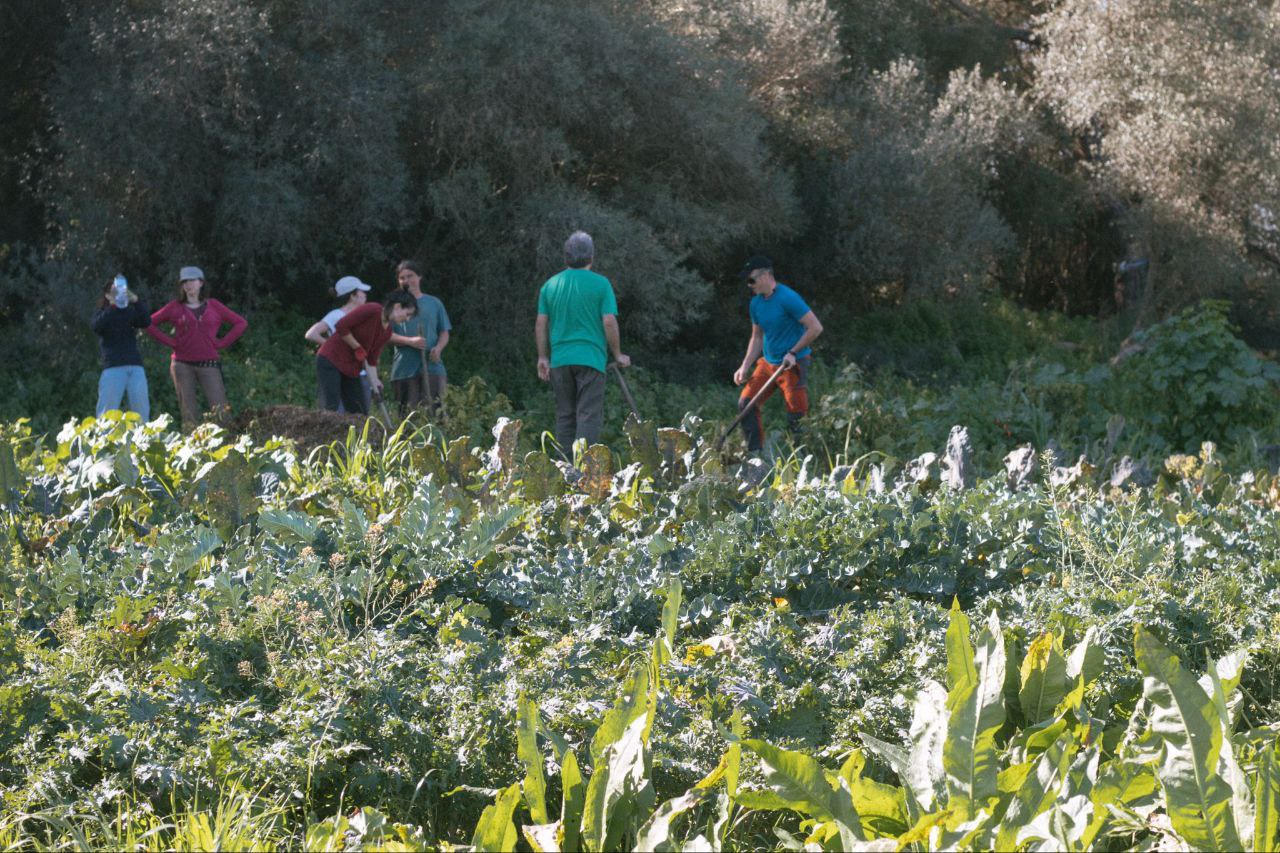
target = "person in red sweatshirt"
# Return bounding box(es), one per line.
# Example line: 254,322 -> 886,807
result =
316,289 -> 417,414
146,266 -> 248,426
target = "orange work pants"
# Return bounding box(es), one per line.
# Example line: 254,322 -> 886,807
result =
738,356 -> 809,451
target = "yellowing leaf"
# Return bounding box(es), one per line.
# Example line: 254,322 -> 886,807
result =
683,635 -> 735,664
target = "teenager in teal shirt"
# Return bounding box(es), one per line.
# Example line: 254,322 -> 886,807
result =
535,231 -> 630,459
389,259 -> 451,415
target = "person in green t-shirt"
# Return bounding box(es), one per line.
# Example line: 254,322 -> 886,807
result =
535,230 -> 630,459
388,259 -> 452,416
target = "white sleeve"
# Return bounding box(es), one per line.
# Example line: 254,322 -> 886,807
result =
322,309 -> 346,333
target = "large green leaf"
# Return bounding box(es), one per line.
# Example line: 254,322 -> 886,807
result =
112,440 -> 139,487
581,711 -> 652,851
623,417 -> 662,476
944,607 -> 1006,823
1015,746 -> 1101,852
192,450 -> 259,536
445,434 -> 480,484
0,440 -> 25,508
1079,756 -> 1157,849
589,664 -> 648,768
1201,649 -> 1252,848
561,750 -> 585,853
257,508 -> 322,546
580,444 -> 614,501
660,576 -> 682,661
656,428 -> 692,476
627,417 -> 665,479
707,792 -> 732,853
1134,627 -> 1243,851
903,681 -> 948,816
1065,627 -> 1103,687
634,789 -> 708,852
304,815 -> 348,852
521,450 -> 564,501
1019,632 -> 1067,724
859,734 -> 909,788
471,783 -> 521,852
646,576 -> 681,744
944,598 -> 974,688
581,664 -> 654,852
1060,627 -> 1104,714
519,695 -> 549,825
896,809 -> 954,849
739,739 -> 864,849
839,749 -> 908,838
726,709 -> 743,799
523,821 -> 562,852
1256,742 -> 1280,853
995,725 -> 1075,850
487,416 -> 522,477
459,503 -> 521,561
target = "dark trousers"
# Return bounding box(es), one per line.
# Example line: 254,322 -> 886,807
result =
394,373 -> 447,415
317,355 -> 368,414
550,364 -> 605,458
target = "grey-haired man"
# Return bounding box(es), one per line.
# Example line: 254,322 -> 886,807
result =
535,231 -> 630,458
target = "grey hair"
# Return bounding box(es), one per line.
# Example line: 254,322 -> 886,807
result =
564,230 -> 594,269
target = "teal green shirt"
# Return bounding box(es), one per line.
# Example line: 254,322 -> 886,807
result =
537,268 -> 618,373
391,293 -> 451,380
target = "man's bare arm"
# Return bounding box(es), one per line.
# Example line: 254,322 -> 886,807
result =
535,314 -> 551,381
734,326 -> 765,385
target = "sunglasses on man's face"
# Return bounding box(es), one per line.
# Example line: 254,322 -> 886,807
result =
746,274 -> 762,285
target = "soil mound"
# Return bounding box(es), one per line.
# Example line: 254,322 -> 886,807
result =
232,405 -> 385,453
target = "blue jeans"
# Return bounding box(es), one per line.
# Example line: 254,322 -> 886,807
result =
97,365 -> 150,421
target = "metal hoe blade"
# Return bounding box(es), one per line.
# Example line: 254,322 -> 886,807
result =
373,390 -> 393,430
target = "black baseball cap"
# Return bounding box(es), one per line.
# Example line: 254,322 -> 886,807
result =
738,254 -> 773,279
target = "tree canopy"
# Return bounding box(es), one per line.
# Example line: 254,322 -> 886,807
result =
1,0 -> 1277,367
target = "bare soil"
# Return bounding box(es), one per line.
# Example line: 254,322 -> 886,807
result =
231,405 -> 386,453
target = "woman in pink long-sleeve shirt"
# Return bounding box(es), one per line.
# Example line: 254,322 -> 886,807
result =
146,266 -> 248,426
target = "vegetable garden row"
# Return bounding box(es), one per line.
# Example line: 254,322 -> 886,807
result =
1,410 -> 1279,850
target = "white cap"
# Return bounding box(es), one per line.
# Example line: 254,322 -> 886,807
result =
335,275 -> 372,296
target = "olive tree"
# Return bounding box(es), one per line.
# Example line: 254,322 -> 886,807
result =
641,0 -> 847,148
824,61 -> 1037,298
40,0 -> 410,292
1034,0 -> 1280,320
396,0 -> 800,360
8,0 -> 803,375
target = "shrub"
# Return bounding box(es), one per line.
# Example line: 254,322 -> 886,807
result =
1108,300 -> 1280,450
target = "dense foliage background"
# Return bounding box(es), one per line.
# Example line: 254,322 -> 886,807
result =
2,384 -> 1280,849
2,0 -> 1279,426
4,4 -> 1280,849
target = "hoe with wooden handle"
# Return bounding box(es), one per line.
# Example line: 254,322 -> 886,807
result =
418,339 -> 448,422
610,363 -> 641,420
371,388 -> 393,430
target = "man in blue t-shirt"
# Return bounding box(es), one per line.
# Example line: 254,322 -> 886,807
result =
732,255 -> 824,452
